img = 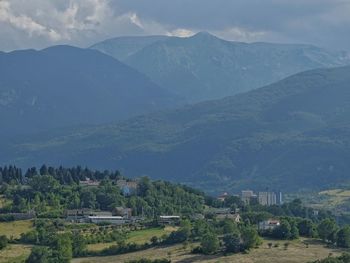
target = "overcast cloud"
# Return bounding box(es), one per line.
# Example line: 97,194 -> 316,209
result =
0,0 -> 349,51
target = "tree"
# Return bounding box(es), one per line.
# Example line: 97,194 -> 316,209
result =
25,246 -> 51,263
273,220 -> 291,239
337,226 -> 350,248
0,235 -> 8,250
201,232 -> 220,255
318,219 -> 338,243
298,219 -> 316,237
241,226 -> 261,250
52,233 -> 72,263
222,219 -> 238,234
223,232 -> 241,253
72,233 -> 86,257
290,221 -> 300,239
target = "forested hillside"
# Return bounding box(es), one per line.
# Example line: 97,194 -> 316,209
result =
0,46 -> 180,137
3,66 -> 350,193
92,32 -> 350,102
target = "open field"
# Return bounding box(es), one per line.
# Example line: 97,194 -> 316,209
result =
87,226 -> 177,252
74,238 -> 350,263
0,220 -> 33,239
0,244 -> 32,263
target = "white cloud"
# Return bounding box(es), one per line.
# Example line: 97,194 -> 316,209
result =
167,28 -> 195,38
0,1 -> 62,41
214,27 -> 266,43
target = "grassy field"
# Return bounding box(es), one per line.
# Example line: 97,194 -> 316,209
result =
0,195 -> 11,208
87,226 -> 177,252
0,220 -> 33,239
0,244 -> 32,263
74,238 -> 349,263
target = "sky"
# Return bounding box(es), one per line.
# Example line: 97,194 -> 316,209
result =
0,0 -> 349,52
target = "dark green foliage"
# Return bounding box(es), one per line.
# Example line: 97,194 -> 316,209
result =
1,166 -> 204,217
298,219 -> 317,238
310,253 -> 350,263
200,232 -> 220,255
72,233 -> 87,257
318,219 -> 339,243
240,226 -> 262,250
337,226 -> 350,248
0,235 -> 8,250
51,233 -> 72,263
272,220 -> 292,240
223,232 -> 241,253
25,246 -> 51,263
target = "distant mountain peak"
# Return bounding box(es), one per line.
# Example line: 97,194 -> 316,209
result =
190,31 -> 218,40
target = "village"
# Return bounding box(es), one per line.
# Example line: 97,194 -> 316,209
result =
65,177 -> 286,233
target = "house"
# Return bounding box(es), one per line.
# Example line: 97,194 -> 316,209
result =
216,213 -> 241,223
79,178 -> 100,187
158,215 -> 181,225
88,216 -> 126,225
258,219 -> 281,231
217,192 -> 229,202
113,207 -> 132,219
116,180 -> 138,196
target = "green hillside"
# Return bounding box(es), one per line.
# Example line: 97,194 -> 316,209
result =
3,66 -> 350,193
92,32 -> 350,102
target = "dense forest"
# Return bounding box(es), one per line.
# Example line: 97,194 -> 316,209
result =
0,165 -> 205,217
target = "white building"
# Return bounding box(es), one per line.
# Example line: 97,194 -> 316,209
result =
88,216 -> 126,225
258,219 -> 281,231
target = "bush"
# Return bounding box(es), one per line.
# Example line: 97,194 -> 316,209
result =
0,235 -> 8,250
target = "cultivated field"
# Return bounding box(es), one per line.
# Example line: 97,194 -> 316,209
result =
0,244 -> 32,263
0,220 -> 33,239
74,238 -> 350,263
87,226 -> 177,252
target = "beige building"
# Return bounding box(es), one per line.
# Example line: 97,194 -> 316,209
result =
258,192 -> 277,206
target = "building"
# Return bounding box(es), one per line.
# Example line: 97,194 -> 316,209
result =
258,192 -> 277,206
241,190 -> 256,204
88,216 -> 126,225
258,219 -> 281,231
79,178 -> 100,187
216,213 -> 241,223
65,209 -> 93,222
158,215 -> 180,225
116,180 -> 138,196
217,192 -> 229,202
65,209 -> 112,223
113,207 -> 132,219
277,191 -> 283,205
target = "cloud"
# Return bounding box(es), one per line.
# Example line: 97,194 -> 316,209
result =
167,29 -> 195,38
0,0 -> 349,51
214,27 -> 266,42
0,1 -> 61,41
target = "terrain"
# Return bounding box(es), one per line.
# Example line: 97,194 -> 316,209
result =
92,32 -> 350,102
0,46 -> 180,137
72,239 -> 347,263
2,66 -> 350,193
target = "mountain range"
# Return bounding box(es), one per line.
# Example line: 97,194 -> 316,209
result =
3,66 -> 350,193
92,32 -> 350,102
0,45 -> 179,137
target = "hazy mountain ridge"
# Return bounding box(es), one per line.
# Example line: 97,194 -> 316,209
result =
92,32 -> 350,102
3,66 -> 350,193
0,45 -> 181,137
